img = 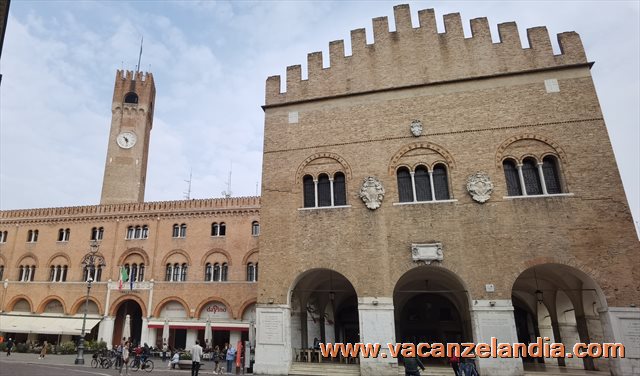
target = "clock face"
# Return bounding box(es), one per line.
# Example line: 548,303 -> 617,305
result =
116,132 -> 137,149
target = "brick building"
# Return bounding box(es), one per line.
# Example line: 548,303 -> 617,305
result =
253,4 -> 639,376
0,70 -> 260,352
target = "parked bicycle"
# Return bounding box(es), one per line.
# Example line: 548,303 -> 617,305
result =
129,354 -> 154,372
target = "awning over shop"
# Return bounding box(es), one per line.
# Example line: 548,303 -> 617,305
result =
0,314 -> 102,335
148,320 -> 249,332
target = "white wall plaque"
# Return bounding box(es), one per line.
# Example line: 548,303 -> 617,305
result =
260,311 -> 284,344
411,243 -> 443,264
288,111 -> 299,124
544,79 -> 560,93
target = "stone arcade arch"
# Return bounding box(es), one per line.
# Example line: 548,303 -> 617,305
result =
393,265 -> 472,366
289,269 -> 359,360
511,263 -> 609,373
112,298 -> 144,346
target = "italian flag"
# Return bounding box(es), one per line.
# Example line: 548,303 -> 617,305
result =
118,266 -> 129,290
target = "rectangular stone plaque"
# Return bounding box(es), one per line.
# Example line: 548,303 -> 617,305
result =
259,311 -> 284,345
620,318 -> 640,358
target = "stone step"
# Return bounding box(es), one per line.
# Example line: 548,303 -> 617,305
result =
289,362 -> 360,376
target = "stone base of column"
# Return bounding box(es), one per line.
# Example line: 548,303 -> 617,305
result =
100,316 -> 115,349
253,305 -> 291,375
471,300 -> 524,376
599,307 -> 640,375
358,297 -> 398,376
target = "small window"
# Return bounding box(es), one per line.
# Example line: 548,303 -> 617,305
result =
0,231 -> 8,243
165,264 -> 172,281
27,229 -> 39,243
303,175 -> 315,208
432,164 -> 450,200
205,263 -> 212,281
397,167 -> 413,203
131,263 -> 138,282
221,262 -> 228,281
522,158 -> 542,195
213,263 -> 221,281
58,228 -> 70,242
124,92 -> 139,104
542,156 -> 562,194
0,265 -> 4,280
503,159 -> 522,196
172,263 -> 180,282
219,223 -> 226,236
91,227 -> 104,241
317,174 -> 331,207
180,263 -> 188,282
251,221 -> 260,236
333,172 -> 347,206
247,263 -> 256,282
414,165 -> 431,202
180,224 -> 187,237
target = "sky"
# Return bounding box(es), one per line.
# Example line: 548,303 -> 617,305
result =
0,1 -> 638,234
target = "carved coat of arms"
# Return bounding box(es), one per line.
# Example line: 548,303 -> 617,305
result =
410,120 -> 423,137
466,172 -> 494,203
359,176 -> 385,210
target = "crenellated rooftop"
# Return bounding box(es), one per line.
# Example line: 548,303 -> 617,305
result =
0,196 -> 261,222
265,4 -> 588,106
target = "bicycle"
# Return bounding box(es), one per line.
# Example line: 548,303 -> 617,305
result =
130,355 -> 154,372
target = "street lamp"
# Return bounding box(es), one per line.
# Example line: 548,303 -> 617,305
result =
74,240 -> 106,365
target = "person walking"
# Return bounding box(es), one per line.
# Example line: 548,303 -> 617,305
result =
119,340 -> 130,376
6,338 -> 14,356
161,342 -> 168,362
212,345 -> 221,374
449,353 -> 461,376
225,345 -> 236,374
191,340 -> 203,376
39,340 -> 48,359
403,355 -> 425,376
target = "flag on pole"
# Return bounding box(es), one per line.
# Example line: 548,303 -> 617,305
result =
118,266 -> 128,290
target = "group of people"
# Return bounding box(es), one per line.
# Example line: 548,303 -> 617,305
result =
404,353 -> 479,376
114,337 -> 151,376
166,340 -> 240,375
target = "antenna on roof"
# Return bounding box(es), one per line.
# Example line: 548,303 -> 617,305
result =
183,169 -> 192,200
255,181 -> 259,196
222,162 -> 233,198
136,36 -> 143,72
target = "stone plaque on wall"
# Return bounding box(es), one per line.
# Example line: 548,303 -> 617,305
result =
259,311 -> 284,344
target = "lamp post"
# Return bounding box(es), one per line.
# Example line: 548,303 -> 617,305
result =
74,240 -> 106,365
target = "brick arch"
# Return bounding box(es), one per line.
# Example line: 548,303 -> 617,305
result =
520,154 -> 541,164
6,294 -> 34,312
295,152 -> 353,185
161,249 -> 192,266
153,296 -> 191,318
241,248 -> 259,266
117,248 -> 150,266
388,142 -> 456,176
37,295 -> 67,314
109,295 -> 147,316
14,252 -> 39,267
69,296 -> 103,315
46,252 -> 72,267
392,261 -> 470,299
495,134 -> 567,168
499,155 -> 520,165
195,296 -> 235,319
238,298 -> 257,319
200,248 -> 232,266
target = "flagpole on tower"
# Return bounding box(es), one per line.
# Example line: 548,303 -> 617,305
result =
136,36 -> 143,72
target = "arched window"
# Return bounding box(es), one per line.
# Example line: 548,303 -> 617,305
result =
255,262 -> 259,281
165,264 -> 172,281
61,265 -> 68,282
58,229 -> 64,242
127,226 -> 135,239
180,224 -> 187,237
172,263 -> 180,282
0,265 -> 4,280
130,263 -> 138,282
333,172 -> 347,206
397,167 -> 413,202
213,263 -> 221,281
251,221 -> 260,236
180,263 -> 188,281
27,229 -> 39,242
205,263 -> 213,281
247,263 -> 255,282
20,265 -> 35,281
522,158 -> 542,195
138,263 -> 144,282
124,92 -> 139,104
317,174 -> 331,207
0,231 -> 7,243
221,263 -> 228,281
91,227 -> 104,241
219,223 -> 226,236
503,159 -> 522,196
141,225 -> 149,238
542,156 -> 562,194
303,175 -> 315,208
211,223 -> 219,236
433,164 -> 450,200
134,226 -> 142,239
414,165 -> 432,201
49,266 -> 55,282
56,265 -> 62,282
172,224 -> 180,238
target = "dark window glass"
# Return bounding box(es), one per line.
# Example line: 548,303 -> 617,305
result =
138,264 -> 144,281
180,264 -> 187,281
211,223 -> 219,236
61,266 -> 67,282
172,224 -> 179,237
165,264 -> 172,281
414,165 -> 432,201
397,167 -> 414,202
303,175 -> 315,208
205,263 -> 212,281
543,156 -> 562,194
219,223 -> 226,236
0,265 -> 4,280
317,174 -> 331,207
124,92 -> 139,104
433,164 -> 450,200
503,160 -> 522,196
49,266 -> 55,282
522,158 -> 542,195
172,263 -> 180,281
213,263 -> 221,281
221,263 -> 228,281
247,263 -> 255,282
96,266 -> 102,282
333,172 -> 346,206
131,264 -> 138,282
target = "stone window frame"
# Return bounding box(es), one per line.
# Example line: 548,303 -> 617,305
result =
251,221 -> 260,236
246,262 -> 258,282
301,171 -> 349,209
393,162 -> 456,205
48,264 -> 68,282
501,154 -> 570,199
125,224 -> 149,240
165,262 -> 188,282
27,229 -> 39,243
0,230 -> 8,243
57,228 -> 71,242
211,222 -> 226,237
19,264 -> 36,282
172,223 -> 187,238
90,226 -> 104,241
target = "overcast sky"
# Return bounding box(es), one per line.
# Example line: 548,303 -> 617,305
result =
1,1 -> 638,234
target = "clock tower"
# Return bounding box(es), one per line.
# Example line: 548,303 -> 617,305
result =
100,70 -> 155,205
